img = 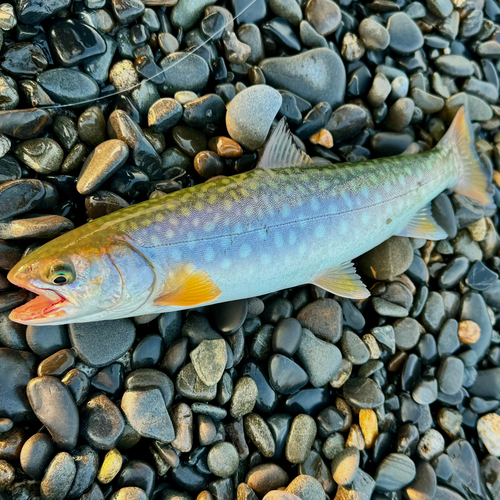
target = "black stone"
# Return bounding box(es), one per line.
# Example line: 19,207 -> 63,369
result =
67,445 -> 99,499
398,393 -> 422,423
268,354 -> 309,395
131,334 -> 165,370
266,413 -> 292,460
401,354 -> 421,392
283,388 -> 330,415
241,360 -> 278,413
91,363 -> 124,396
62,369 -> 90,406
417,334 -> 438,365
212,299 -> 248,334
170,463 -> 209,495
465,261 -> 498,291
374,453 -> 416,492
432,193 -> 458,239
460,292 -> 492,361
183,94 -> 226,127
1,42 -> 47,78
272,317 -> 302,356
125,369 -> 174,408
262,17 -> 301,52
116,461 -> 156,499
49,19 -> 106,67
317,406 -> 344,438
17,0 -> 72,25
109,164 -> 149,201
451,194 -> 484,229
232,0 -> 267,25
343,377 -> 384,409
438,256 -> 470,289
295,101 -> 333,139
20,433 -> 56,480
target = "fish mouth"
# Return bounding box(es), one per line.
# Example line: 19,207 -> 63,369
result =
9,288 -> 71,324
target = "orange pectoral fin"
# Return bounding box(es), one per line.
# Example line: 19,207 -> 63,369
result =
154,269 -> 222,307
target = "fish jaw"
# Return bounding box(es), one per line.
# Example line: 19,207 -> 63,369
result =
8,287 -> 71,324
7,266 -> 72,324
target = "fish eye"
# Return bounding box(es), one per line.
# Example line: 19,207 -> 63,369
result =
48,264 -> 75,286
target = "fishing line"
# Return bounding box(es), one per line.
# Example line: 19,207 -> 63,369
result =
36,0 -> 259,110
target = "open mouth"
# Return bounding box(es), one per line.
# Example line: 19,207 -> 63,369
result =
9,289 -> 70,323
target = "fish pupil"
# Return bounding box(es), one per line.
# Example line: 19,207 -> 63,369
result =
53,275 -> 67,285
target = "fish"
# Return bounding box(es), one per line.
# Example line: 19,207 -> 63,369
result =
7,107 -> 490,325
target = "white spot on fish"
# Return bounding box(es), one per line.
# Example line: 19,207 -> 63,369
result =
221,258 -> 232,269
339,219 -> 348,235
274,232 -> 284,248
288,231 -> 297,245
171,248 -> 182,261
204,221 -> 216,232
166,229 -> 175,238
384,181 -> 392,193
281,205 -> 291,218
192,218 -> 200,227
361,185 -> 369,198
204,247 -> 215,262
315,225 -> 326,239
310,198 -> 320,211
361,212 -> 370,225
260,253 -> 271,265
298,241 -> 307,255
399,174 -> 406,187
239,244 -> 251,258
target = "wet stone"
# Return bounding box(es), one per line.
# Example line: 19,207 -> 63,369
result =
159,52 -> 210,95
230,376 -> 258,418
15,138 -> 64,174
0,108 -> 52,140
190,339 -> 227,387
437,356 -> 464,395
176,363 -> 218,401
49,19 -> 106,67
207,442 -> 239,477
0,179 -> 45,221
477,413 -> 500,457
148,98 -> 182,133
296,298 -> 342,343
245,464 -> 289,497
20,433 -> 56,480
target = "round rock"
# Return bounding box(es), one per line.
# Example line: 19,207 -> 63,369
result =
41,452 -> 76,500
343,377 -> 384,409
374,453 -> 416,492
226,84 -> 282,150
207,442 -> 239,477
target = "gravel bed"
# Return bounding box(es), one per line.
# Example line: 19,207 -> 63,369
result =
0,0 -> 500,499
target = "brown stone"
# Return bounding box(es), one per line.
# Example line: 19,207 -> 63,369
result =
208,136 -> 243,158
458,320 -> 481,344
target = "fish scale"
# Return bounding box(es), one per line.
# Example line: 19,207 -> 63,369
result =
7,108 -> 491,324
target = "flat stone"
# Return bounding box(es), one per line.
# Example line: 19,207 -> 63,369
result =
341,329 -> 370,365
68,319 -> 136,368
268,354 -> 309,395
20,433 -> 56,480
17,0 -> 71,25
15,138 -> 64,174
176,363 -> 217,401
67,445 -> 99,498
244,413 -> 275,458
305,0 -> 341,36
285,414 -> 317,464
331,446 -> 360,485
207,442 -> 239,477
159,52 -> 210,94
343,377 -> 384,409
374,453 -> 416,492
121,388 -> 174,443
37,69 -> 99,106
297,328 -> 341,386
437,356 -> 464,395
190,339 -> 227,387
26,376 -> 79,451
296,298 -> 343,343
246,464 -> 289,497
259,48 -> 345,107
286,475 -> 325,500
41,452 -> 76,500
0,179 -> 45,221
477,413 -> 500,456
0,108 -> 52,140
387,13 -> 423,55
230,376 -> 258,418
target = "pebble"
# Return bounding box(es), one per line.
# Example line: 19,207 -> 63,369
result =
477,413 -> 500,457
226,84 -> 281,150
190,339 -> 227,387
121,388 -> 175,443
343,377 -> 384,409
20,434 -> 56,480
41,452 -> 76,500
268,354 -> 309,395
68,445 -> 99,497
437,356 -> 464,395
81,394 -> 125,451
246,464 -> 289,497
296,298 -> 342,343
37,69 -> 100,105
0,179 -> 45,221
97,448 -> 122,484
458,320 -> 481,345
69,320 -> 135,368
244,413 -> 275,458
297,328 -> 341,386
15,138 -> 64,174
285,414 -> 317,464
26,376 -> 79,451
230,376 -> 258,418
359,18 -> 390,51
259,48 -> 345,107
148,98 -> 182,133
331,446 -> 360,485
374,453 -> 416,492
386,13 -> 423,55
285,475 -> 325,500
0,108 -> 52,140
159,52 -> 210,95
77,140 -> 129,195
304,0 -> 341,36
207,442 -> 239,477
358,237 -> 414,280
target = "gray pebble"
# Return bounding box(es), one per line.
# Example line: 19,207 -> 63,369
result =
121,388 -> 175,443
244,413 -> 276,458
159,52 -> 210,94
285,414 -> 317,464
230,376 -> 258,418
41,452 -> 76,500
207,442 -> 239,477
226,84 -> 282,150
190,339 -> 227,387
437,356 -> 464,395
394,317 -> 421,350
15,138 -> 64,174
359,18 -> 390,51
176,363 -> 217,401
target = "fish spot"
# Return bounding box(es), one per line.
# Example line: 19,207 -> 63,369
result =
221,258 -> 232,269
192,218 -> 200,227
244,205 -> 254,217
288,231 -> 297,245
171,248 -> 182,261
166,229 -> 175,239
181,207 -> 190,216
274,232 -> 284,248
315,225 -> 326,239
260,253 -> 271,265
204,247 -> 215,262
310,198 -> 320,211
386,218 -> 392,225
239,244 -> 251,258
281,205 -> 291,218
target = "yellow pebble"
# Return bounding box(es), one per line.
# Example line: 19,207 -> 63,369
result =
493,170 -> 500,188
97,448 -> 123,484
458,320 -> 481,344
309,129 -> 334,148
359,409 -> 378,449
467,217 -> 487,242
346,423 -> 365,450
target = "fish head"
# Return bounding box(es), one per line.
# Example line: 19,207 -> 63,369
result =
7,230 -> 155,325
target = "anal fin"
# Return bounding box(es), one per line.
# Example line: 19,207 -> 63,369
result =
154,267 -> 222,307
314,262 -> 370,300
398,204 -> 448,240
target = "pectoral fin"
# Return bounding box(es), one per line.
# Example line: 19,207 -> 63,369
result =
258,117 -> 314,170
314,262 -> 370,300
154,267 -> 222,307
398,204 -> 448,240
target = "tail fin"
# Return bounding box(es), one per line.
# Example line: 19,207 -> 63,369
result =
437,107 -> 490,205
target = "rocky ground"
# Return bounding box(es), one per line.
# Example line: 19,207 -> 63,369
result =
0,0 -> 500,499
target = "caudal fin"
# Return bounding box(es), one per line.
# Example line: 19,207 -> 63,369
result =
437,107 -> 490,205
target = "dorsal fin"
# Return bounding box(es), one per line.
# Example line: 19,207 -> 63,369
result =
398,203 -> 448,240
258,117 -> 314,170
